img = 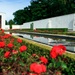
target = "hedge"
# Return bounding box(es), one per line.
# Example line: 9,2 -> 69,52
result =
36,28 -> 68,32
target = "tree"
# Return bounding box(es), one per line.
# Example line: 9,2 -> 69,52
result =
13,0 -> 75,24
23,6 -> 32,22
8,19 -> 15,29
5,20 -> 8,25
13,6 -> 32,24
30,0 -> 48,20
13,9 -> 26,24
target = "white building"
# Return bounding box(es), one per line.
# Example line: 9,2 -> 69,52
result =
0,12 -> 5,29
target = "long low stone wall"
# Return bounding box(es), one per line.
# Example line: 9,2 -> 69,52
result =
4,13 -> 75,31
20,14 -> 74,30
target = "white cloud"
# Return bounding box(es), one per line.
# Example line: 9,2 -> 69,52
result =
0,0 -> 31,21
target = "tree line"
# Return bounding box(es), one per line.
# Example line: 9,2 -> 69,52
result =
6,0 -> 75,25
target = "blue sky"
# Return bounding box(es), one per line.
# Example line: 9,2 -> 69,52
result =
0,0 -> 31,21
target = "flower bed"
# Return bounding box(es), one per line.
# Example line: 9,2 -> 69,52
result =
0,28 -> 75,75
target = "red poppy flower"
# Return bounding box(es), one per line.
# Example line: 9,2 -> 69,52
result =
19,45 -> 27,52
41,64 -> 46,72
17,38 -> 22,43
50,50 -> 58,59
3,34 -> 11,39
30,63 -> 36,72
12,50 -> 18,54
30,63 -> 46,74
58,44 -> 66,55
50,45 -> 59,58
0,42 -> 5,48
4,51 -> 10,58
7,43 -> 14,48
39,56 -> 48,64
50,45 -> 66,59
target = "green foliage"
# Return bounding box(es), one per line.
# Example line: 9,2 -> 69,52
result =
9,24 -> 12,29
36,28 -> 68,32
5,20 -> 8,25
8,19 -> 15,25
13,10 -> 27,24
8,19 -> 15,29
23,40 -> 75,74
0,31 -> 75,74
19,61 -> 25,67
30,23 -> 34,30
13,0 -> 75,24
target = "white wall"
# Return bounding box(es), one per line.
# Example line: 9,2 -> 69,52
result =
12,25 -> 20,29
4,25 -> 9,30
21,19 -> 50,29
50,14 -> 73,29
21,14 -> 74,30
21,22 -> 31,29
4,25 -> 21,30
73,14 -> 75,31
33,19 -> 49,29
2,13 -> 75,31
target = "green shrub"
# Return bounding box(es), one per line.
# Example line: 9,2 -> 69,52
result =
36,28 -> 68,33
